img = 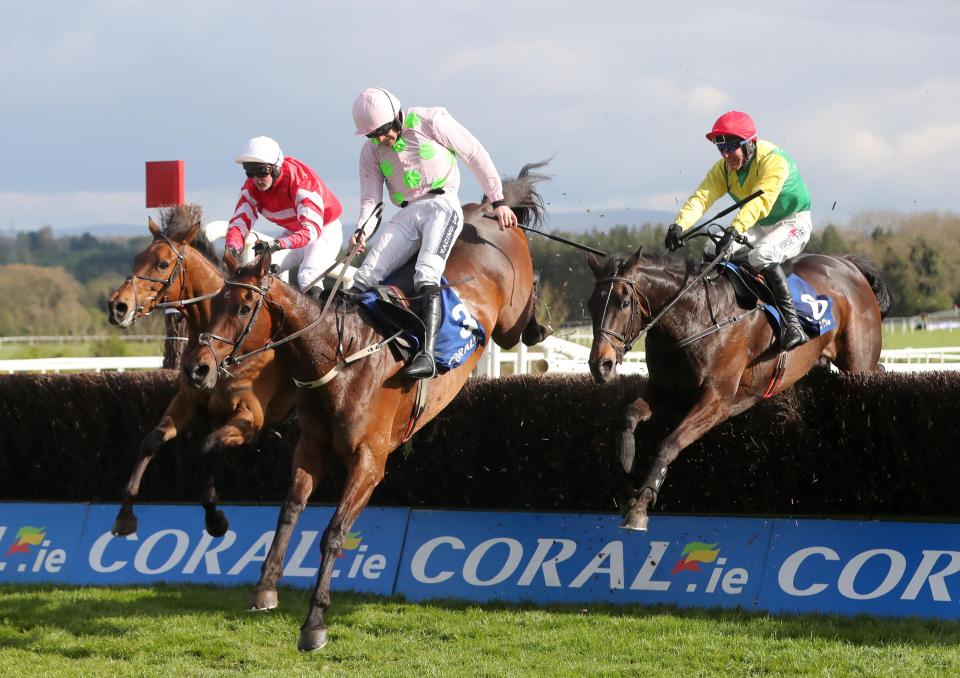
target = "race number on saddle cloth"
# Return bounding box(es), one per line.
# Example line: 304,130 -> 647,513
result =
354,277 -> 486,373
720,262 -> 836,338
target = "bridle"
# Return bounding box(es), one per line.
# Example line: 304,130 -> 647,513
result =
123,233 -> 187,319
594,275 -> 652,364
198,276 -> 274,378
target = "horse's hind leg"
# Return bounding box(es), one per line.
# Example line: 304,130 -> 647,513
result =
112,395 -> 193,536
623,387 -> 731,531
299,444 -> 385,652
250,433 -> 331,612
831,316 -> 884,372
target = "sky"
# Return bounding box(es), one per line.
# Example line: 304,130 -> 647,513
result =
1,0 -> 958,235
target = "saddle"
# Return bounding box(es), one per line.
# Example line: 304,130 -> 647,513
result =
716,260 -> 834,337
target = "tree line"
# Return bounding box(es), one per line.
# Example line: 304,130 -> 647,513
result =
528,210 -> 960,325
1,210 -> 958,336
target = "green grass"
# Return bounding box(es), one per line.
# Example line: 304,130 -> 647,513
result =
881,328 -> 960,350
2,584 -> 960,677
0,339 -> 163,360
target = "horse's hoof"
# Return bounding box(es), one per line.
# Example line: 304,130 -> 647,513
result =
248,589 -> 278,611
205,510 -> 229,538
620,513 -> 649,532
297,627 -> 328,652
112,515 -> 138,536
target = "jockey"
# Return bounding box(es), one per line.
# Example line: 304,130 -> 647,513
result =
664,111 -> 812,350
349,87 -> 518,380
225,136 -> 344,299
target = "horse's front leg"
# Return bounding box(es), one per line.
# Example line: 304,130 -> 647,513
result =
298,444 -> 385,652
199,403 -> 261,538
250,435 -> 331,612
617,396 -> 653,474
112,391 -> 195,536
622,386 -> 730,531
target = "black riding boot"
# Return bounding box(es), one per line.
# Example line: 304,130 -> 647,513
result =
400,284 -> 441,380
763,264 -> 807,350
304,286 -> 322,300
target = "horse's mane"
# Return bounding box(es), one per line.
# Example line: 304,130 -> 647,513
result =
158,204 -> 222,271
599,251 -> 690,278
500,160 -> 549,230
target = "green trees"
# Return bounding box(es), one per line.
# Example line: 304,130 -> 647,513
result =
526,211 -> 960,326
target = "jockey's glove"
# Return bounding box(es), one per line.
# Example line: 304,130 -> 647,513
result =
716,230 -> 735,252
665,224 -> 683,251
253,240 -> 283,257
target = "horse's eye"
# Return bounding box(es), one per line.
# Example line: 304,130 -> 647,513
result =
238,305 -> 250,316
158,261 -> 170,270
620,297 -> 631,310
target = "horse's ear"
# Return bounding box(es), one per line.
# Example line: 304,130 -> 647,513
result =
587,253 -> 604,278
185,220 -> 202,243
624,245 -> 645,272
224,246 -> 240,273
148,217 -> 161,238
256,251 -> 272,278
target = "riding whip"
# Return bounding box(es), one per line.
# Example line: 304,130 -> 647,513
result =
678,189 -> 764,243
482,213 -> 607,257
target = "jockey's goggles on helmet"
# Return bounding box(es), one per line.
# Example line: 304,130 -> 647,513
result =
366,120 -> 396,139
243,163 -> 272,178
713,136 -> 748,154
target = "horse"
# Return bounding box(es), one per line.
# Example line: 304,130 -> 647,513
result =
586,244 -> 892,531
180,162 -> 550,651
106,204 -> 297,537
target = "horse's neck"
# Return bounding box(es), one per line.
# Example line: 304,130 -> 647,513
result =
645,266 -> 730,338
267,284 -> 347,377
178,249 -> 223,336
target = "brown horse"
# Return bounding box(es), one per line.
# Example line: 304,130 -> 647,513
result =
586,245 -> 891,531
180,163 -> 549,651
106,205 -> 296,536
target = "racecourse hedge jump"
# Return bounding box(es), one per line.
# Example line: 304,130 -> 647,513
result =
2,370 -> 959,518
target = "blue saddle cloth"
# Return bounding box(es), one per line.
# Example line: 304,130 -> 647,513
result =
720,262 -> 836,338
356,276 -> 486,373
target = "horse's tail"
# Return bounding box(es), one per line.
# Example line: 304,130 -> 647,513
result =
501,159 -> 550,230
844,254 -> 893,319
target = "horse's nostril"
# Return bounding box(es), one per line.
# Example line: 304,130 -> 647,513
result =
185,363 -> 209,384
113,302 -> 128,316
600,359 -> 614,375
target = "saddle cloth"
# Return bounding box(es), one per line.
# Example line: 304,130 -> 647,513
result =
720,262 -> 836,338
354,275 -> 486,373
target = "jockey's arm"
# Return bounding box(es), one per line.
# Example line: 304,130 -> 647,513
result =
673,162 -> 727,232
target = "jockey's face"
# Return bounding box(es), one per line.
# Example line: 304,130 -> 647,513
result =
252,174 -> 275,191
714,136 -> 747,172
367,119 -> 400,146
719,144 -> 746,172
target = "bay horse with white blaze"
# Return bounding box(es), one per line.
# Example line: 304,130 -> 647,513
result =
180,162 -> 550,652
106,204 -> 296,537
586,245 -> 891,531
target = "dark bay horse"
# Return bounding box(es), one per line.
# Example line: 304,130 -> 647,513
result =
106,205 -> 296,536
586,247 -> 891,531
180,163 -> 549,651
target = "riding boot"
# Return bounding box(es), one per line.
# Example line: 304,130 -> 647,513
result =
763,264 -> 807,350
304,286 -> 322,301
400,284 -> 442,380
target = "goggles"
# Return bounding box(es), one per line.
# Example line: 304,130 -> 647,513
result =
366,120 -> 396,139
713,135 -> 747,154
243,163 -> 272,178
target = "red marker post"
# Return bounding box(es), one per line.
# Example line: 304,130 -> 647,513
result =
145,160 -> 184,207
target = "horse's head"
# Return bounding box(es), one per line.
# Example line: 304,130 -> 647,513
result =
107,210 -> 202,327
586,246 -> 647,384
182,250 -> 277,391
